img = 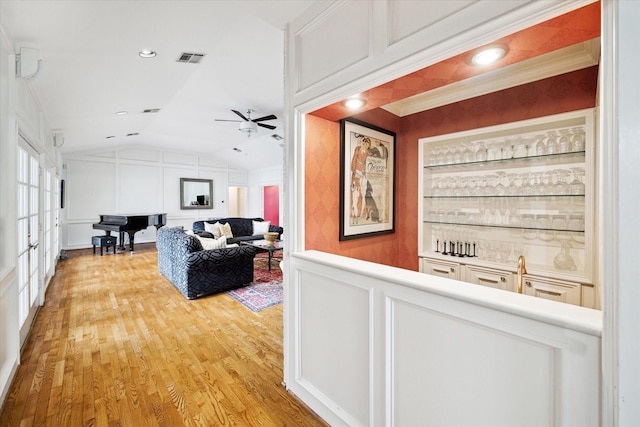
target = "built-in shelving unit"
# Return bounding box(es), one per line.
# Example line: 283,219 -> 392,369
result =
418,109 -> 597,308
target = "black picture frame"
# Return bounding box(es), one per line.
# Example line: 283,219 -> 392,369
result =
339,118 -> 396,241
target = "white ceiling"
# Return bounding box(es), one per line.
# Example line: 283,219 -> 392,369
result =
0,0 -> 315,169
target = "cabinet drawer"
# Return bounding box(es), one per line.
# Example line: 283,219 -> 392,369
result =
523,276 -> 581,306
421,258 -> 460,280
466,266 -> 514,291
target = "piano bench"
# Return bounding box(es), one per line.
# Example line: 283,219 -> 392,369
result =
92,235 -> 117,256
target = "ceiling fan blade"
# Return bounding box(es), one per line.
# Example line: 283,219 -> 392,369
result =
214,119 -> 242,122
252,114 -> 277,122
232,109 -> 249,121
258,123 -> 276,130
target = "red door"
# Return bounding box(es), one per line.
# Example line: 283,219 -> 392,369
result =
263,185 -> 279,225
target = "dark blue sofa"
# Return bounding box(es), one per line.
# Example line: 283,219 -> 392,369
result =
192,217 -> 283,244
156,227 -> 257,299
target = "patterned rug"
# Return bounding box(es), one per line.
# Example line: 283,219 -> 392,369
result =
227,280 -> 283,312
227,253 -> 283,312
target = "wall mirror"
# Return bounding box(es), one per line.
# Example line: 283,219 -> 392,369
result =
180,178 -> 213,210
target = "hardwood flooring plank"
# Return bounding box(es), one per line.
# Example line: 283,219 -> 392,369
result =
0,244 -> 328,427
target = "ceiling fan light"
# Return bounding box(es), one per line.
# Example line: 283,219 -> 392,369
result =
239,121 -> 258,135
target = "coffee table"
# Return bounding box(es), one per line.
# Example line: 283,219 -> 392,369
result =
241,239 -> 283,271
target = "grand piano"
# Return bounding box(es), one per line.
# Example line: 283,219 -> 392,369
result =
93,213 -> 167,252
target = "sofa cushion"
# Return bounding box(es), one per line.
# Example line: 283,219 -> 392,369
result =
252,220 -> 270,235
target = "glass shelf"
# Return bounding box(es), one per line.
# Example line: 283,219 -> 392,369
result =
424,150 -> 585,171
424,220 -> 584,233
424,194 -> 585,199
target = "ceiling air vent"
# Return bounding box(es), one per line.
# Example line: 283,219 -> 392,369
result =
143,108 -> 161,113
177,52 -> 205,64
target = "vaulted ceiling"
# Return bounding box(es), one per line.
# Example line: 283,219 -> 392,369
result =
0,0 -> 314,169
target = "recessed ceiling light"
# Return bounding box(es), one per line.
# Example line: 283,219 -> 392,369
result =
139,50 -> 157,58
471,46 -> 507,66
344,98 -> 366,109
106,136 -> 115,139
115,111 -> 128,115
126,132 -> 139,137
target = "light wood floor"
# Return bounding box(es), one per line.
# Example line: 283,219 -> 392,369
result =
0,244 -> 327,427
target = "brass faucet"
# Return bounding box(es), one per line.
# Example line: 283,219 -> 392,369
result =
517,255 -> 527,294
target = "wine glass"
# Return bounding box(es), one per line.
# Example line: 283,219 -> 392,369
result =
570,126 -> 586,152
569,167 -> 585,195
544,130 -> 558,155
557,129 -> 571,154
534,134 -> 546,156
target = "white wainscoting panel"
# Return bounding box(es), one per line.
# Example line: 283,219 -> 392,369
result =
294,1 -> 370,92
119,163 -> 163,213
163,151 -> 196,165
66,160 -> 116,220
164,166 -> 192,216
297,270 -> 371,426
0,269 -> 19,408
386,0 -> 475,46
286,251 -> 601,427
198,169 -> 229,214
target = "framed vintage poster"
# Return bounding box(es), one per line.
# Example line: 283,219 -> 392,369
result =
339,118 -> 395,240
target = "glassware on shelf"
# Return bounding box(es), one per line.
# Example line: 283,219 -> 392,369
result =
570,126 -> 586,151
537,214 -> 554,241
522,214 -> 537,240
544,130 -> 559,155
475,142 -> 488,162
569,167 -> 585,195
557,129 -> 571,153
534,134 -> 546,156
552,214 -> 568,231
554,232 -> 577,271
514,137 -> 529,158
462,143 -> 475,163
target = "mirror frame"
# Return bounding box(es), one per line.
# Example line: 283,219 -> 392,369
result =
180,178 -> 213,210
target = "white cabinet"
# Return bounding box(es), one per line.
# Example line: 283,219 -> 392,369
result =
418,109 -> 597,308
421,258 -> 460,280
465,265 -> 514,292
523,275 -> 581,306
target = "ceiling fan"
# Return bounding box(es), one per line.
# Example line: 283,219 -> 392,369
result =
215,109 -> 277,136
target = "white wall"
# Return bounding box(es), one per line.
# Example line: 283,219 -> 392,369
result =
282,0 -> 640,425
0,25 -> 62,406
62,147 -> 283,249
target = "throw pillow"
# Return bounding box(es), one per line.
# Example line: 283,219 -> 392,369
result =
204,222 -> 222,238
252,220 -> 271,235
197,235 -> 227,250
220,222 -> 233,239
194,230 -> 214,238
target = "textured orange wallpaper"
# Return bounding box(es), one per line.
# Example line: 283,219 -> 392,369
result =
305,67 -> 598,271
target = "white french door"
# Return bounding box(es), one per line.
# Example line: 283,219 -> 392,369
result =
17,138 -> 41,345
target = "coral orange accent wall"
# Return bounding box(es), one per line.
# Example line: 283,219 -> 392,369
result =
305,66 -> 598,271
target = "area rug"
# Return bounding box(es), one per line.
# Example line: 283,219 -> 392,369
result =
226,253 -> 283,312
227,280 -> 283,312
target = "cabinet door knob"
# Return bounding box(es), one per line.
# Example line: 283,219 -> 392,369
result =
500,276 -> 506,282
450,267 -> 455,273
526,281 -> 532,287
